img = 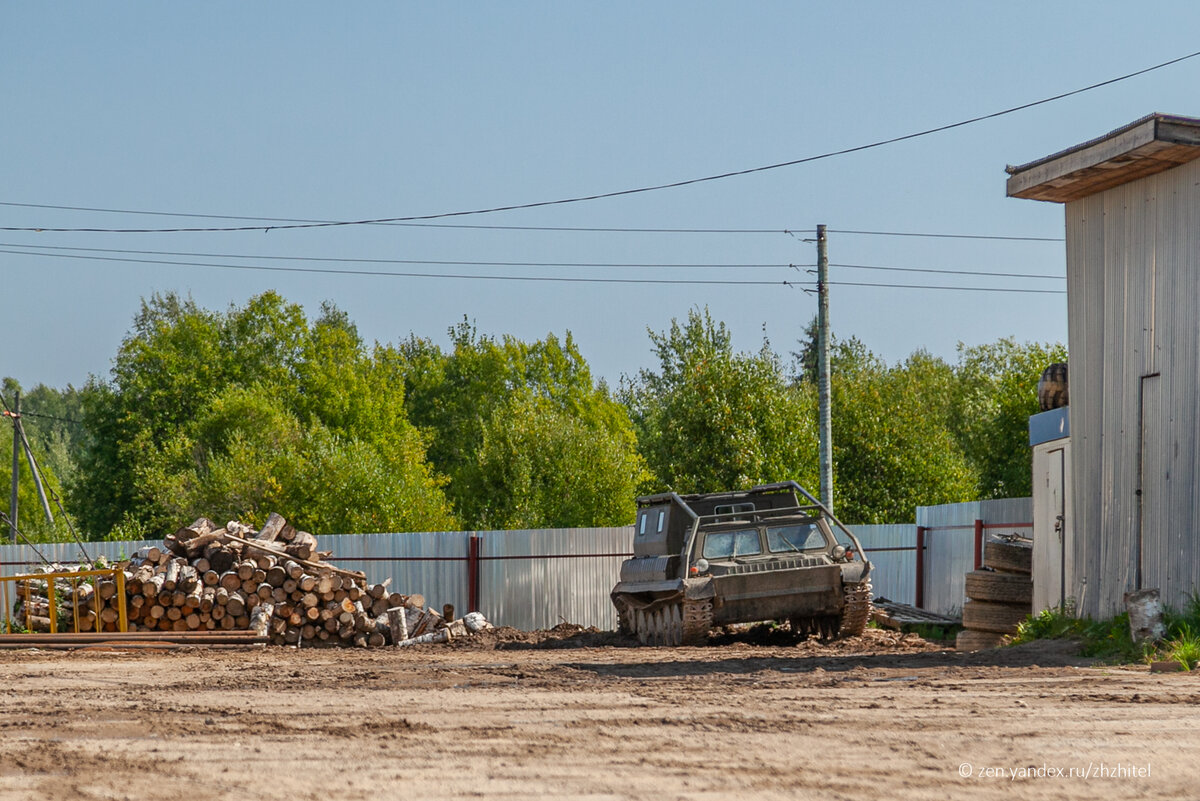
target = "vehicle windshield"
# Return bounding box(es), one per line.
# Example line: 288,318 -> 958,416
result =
702,529 -> 762,560
766,523 -> 826,553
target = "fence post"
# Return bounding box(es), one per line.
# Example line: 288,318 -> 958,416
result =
973,519 -> 984,571
467,533 -> 481,613
915,526 -> 926,609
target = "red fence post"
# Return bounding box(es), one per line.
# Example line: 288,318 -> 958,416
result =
467,534 -> 481,613
973,519 -> 984,571
915,526 -> 926,609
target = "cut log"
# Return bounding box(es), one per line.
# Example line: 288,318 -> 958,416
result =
226,591 -> 247,618
219,571 -> 242,592
205,546 -> 236,575
387,606 -> 409,644
135,546 -> 163,564
254,512 -> 288,543
162,560 -> 181,591
183,528 -> 226,559
266,565 -> 287,587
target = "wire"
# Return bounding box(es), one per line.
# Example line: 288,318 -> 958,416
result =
0,243 -> 788,270
3,49 -> 1197,234
0,204 -> 793,234
0,248 -> 797,286
828,280 -> 1065,295
830,262 -> 1064,280
827,229 -> 1064,242
0,513 -> 53,566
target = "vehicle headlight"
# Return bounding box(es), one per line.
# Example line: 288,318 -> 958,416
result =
695,558 -> 709,573
831,545 -> 847,560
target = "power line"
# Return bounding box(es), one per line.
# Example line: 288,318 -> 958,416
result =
3,49 -> 1197,234
0,204 -> 791,234
827,229 -> 1063,242
828,280 -> 1065,295
0,248 -> 798,286
830,262 -> 1064,280
0,243 -> 788,270
0,242 -> 1067,280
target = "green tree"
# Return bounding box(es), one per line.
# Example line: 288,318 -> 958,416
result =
952,338 -> 1067,498
399,320 -> 645,528
624,308 -> 818,494
817,344 -> 978,523
0,378 -> 82,542
71,292 -> 456,539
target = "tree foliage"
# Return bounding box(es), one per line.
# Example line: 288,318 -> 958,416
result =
624,308 -> 818,493
399,320 -> 646,528
0,378 -> 83,542
817,344 -> 978,523
69,292 -> 456,539
952,338 -> 1068,498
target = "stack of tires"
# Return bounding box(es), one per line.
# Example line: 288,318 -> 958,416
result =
956,538 -> 1033,650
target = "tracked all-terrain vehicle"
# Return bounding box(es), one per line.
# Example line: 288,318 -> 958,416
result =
611,482 -> 872,645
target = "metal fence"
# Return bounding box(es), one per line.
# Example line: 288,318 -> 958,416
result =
0,502 -> 1030,628
916,498 -> 1033,616
0,529 -> 634,632
854,524 -> 918,606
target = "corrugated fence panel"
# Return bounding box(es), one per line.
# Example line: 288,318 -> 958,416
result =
316,532 -> 471,616
917,499 -> 1032,616
852,524 -> 916,606
479,527 -> 633,631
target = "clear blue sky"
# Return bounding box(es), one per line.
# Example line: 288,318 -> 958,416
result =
4,3 -> 1200,392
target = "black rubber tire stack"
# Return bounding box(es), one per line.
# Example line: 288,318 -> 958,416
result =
955,538 -> 1033,651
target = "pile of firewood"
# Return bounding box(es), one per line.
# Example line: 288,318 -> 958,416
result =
11,513 -> 492,648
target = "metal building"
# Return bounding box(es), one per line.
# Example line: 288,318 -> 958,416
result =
1007,113 -> 1200,617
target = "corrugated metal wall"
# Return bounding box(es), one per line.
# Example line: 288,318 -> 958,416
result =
916,498 -> 1033,616
1065,158 -> 1200,617
477,527 -> 632,632
853,524 -> 917,606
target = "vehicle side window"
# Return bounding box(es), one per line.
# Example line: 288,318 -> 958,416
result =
638,513 -> 647,536
657,510 -> 665,533
702,529 -> 763,559
767,524 -> 825,552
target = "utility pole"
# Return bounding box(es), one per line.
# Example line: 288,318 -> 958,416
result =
17,416 -> 53,525
8,391 -> 18,543
816,226 -> 833,512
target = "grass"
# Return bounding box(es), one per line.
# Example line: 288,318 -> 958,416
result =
1011,593 -> 1200,666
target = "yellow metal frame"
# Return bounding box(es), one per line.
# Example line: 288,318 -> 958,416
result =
1,568 -> 128,634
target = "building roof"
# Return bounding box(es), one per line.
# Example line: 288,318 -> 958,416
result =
1006,113 -> 1200,203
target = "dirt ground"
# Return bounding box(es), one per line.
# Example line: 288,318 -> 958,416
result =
0,625 -> 1194,801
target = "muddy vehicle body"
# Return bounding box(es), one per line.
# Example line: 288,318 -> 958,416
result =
611,482 -> 872,645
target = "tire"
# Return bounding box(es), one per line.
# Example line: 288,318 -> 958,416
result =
964,570 -> 1032,604
956,629 -> 1008,651
962,600 -> 1030,634
1037,362 -> 1069,411
982,540 -> 1032,575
